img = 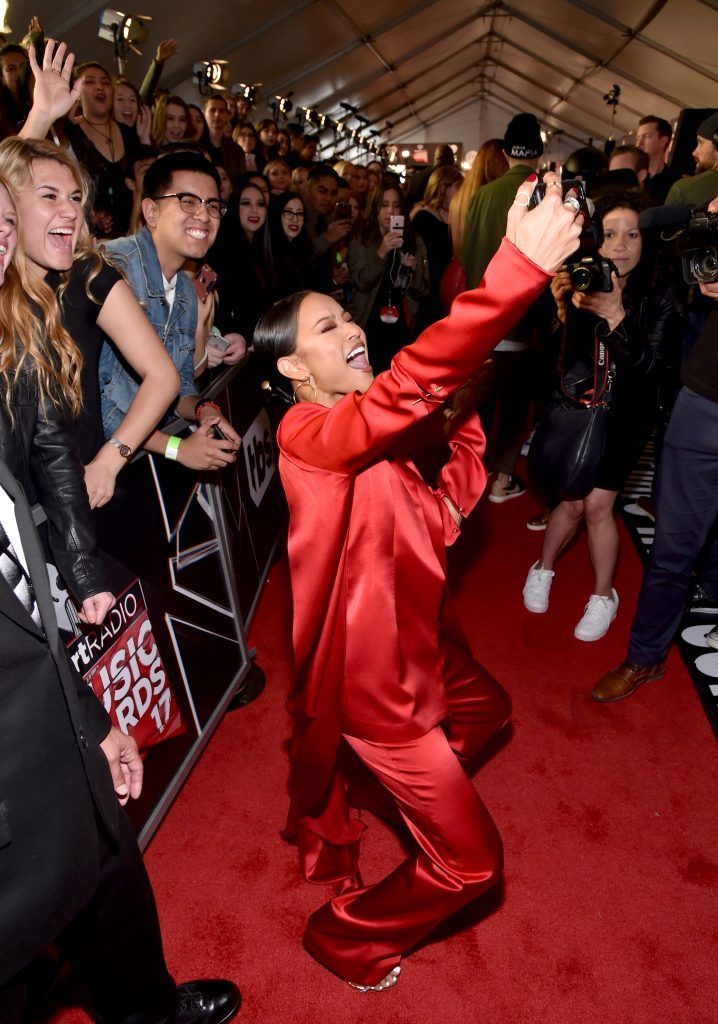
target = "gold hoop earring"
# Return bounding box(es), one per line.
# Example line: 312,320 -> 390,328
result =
292,376 -> 318,404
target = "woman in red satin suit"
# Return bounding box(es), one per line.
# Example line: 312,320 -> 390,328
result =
254,174 -> 582,991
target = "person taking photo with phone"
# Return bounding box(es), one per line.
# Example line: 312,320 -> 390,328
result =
348,177 -> 429,373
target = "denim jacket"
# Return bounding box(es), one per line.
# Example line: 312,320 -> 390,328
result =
99,226 -> 197,438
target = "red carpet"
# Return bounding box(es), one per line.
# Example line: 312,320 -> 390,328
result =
48,491 -> 717,1024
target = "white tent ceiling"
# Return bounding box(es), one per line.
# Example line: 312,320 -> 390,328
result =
10,0 -> 718,161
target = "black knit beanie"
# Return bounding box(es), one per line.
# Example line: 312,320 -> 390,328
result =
503,113 -> 544,160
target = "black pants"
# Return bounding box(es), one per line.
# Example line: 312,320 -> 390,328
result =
628,387 -> 718,665
479,350 -> 538,477
0,811 -> 176,1024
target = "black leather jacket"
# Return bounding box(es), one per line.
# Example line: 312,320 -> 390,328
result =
559,284 -> 684,409
1,372 -> 108,601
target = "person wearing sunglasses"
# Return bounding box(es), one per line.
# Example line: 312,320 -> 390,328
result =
100,151 -> 241,472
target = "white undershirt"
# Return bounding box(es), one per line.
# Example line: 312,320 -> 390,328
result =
162,273 -> 177,316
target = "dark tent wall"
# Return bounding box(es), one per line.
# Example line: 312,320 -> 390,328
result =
7,0 -> 717,162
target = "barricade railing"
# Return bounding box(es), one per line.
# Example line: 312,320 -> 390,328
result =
34,354 -> 285,847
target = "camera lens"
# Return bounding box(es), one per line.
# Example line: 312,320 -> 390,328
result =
571,267 -> 593,291
691,248 -> 718,284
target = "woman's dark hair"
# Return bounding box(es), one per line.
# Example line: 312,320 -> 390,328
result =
72,60 -> 112,82
254,291 -> 313,408
256,118 -> 277,134
236,169 -> 270,193
594,187 -> 672,298
593,188 -> 649,240
268,191 -> 312,299
217,181 -> 274,291
254,291 -> 311,362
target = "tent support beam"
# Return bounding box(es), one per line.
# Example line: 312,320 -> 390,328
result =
499,1 -> 686,108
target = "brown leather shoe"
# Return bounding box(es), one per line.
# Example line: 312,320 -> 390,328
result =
591,659 -> 666,702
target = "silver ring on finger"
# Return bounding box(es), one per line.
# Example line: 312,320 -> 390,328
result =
546,180 -> 562,191
563,196 -> 581,214
513,192 -> 531,208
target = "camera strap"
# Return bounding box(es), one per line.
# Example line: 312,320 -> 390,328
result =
557,321 -> 612,408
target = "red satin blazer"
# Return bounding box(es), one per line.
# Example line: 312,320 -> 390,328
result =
278,239 -> 551,825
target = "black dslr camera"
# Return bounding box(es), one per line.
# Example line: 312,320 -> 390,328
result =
567,255 -> 617,293
638,204 -> 718,284
681,209 -> 718,284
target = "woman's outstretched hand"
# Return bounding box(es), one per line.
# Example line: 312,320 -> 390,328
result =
506,172 -> 583,274
27,39 -> 83,123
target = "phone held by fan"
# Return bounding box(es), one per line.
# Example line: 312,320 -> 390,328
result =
193,263 -> 218,303
334,201 -> 351,222
207,326 -> 230,353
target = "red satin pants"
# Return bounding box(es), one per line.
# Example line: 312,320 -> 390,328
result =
302,660 -> 510,987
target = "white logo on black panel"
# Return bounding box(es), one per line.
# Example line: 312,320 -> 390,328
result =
242,408 -> 275,507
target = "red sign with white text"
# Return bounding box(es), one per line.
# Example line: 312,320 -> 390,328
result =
66,579 -> 184,749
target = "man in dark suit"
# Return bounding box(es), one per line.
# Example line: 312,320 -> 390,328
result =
0,454 -> 241,1024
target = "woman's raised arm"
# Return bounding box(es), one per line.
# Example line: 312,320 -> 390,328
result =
280,174 -> 582,475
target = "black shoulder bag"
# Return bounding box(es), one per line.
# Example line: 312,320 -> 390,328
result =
528,322 -> 613,501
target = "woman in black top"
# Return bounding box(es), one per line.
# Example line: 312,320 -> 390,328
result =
208,181 -> 274,345
412,165 -> 464,329
523,190 -> 683,642
0,132 -> 178,508
0,170 -> 113,618
268,191 -> 311,300
64,62 -> 140,238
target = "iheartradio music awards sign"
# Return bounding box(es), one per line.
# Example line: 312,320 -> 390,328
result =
66,579 -> 185,750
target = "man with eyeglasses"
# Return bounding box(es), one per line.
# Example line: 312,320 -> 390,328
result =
100,152 -> 241,472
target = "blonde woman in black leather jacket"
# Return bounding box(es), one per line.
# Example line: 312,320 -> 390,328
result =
0,170 -> 112,622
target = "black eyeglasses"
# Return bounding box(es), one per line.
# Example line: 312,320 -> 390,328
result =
281,208 -> 305,220
153,193 -> 227,218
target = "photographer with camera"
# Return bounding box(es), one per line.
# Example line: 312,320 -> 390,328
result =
523,190 -> 683,642
347,177 -> 429,373
592,194 -> 718,698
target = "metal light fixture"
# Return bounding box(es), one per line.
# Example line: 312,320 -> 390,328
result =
98,9 -> 151,75
232,82 -> 260,104
193,59 -> 230,95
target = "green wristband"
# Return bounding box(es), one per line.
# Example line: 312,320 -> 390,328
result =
165,435 -> 181,461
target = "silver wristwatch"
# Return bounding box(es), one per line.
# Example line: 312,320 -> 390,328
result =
108,437 -> 132,459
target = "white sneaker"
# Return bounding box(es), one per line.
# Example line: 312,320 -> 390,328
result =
523,561 -> 554,613
574,590 -> 619,641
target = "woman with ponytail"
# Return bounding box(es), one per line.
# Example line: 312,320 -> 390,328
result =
254,172 -> 583,991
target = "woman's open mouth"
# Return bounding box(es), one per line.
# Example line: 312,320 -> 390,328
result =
48,227 -> 75,252
346,343 -> 371,371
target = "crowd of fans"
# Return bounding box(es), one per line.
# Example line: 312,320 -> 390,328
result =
1,14 -> 718,1021
1,24 -> 717,677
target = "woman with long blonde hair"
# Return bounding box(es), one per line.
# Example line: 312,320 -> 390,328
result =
0,168 -> 113,621
448,139 -> 508,260
6,49 -> 180,507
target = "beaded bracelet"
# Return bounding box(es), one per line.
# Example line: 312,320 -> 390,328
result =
195,399 -> 221,420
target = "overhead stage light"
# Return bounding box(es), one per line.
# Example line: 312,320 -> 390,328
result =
233,82 -> 260,104
98,9 -> 151,74
193,60 -> 230,95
